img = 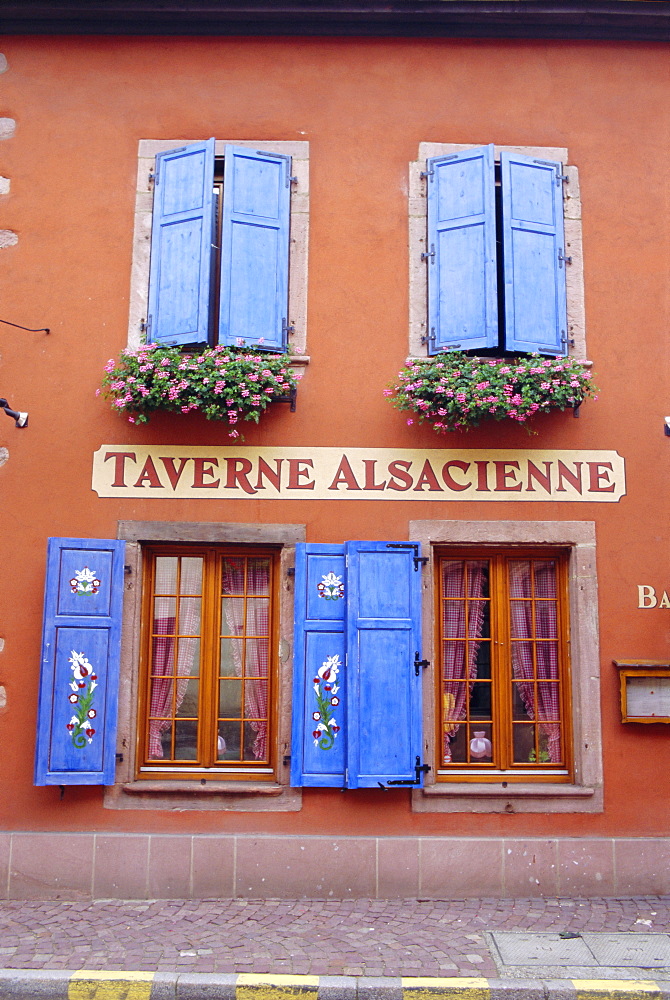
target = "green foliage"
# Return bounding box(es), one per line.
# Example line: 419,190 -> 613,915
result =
99,343 -> 301,439
386,352 -> 598,432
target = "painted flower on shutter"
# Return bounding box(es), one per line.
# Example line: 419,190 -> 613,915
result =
69,566 -> 101,596
66,651 -> 99,748
317,572 -> 344,601
312,654 -> 341,750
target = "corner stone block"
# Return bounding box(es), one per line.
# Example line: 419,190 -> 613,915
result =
0,55 -> 7,73
0,118 -> 16,139
0,230 -> 18,248
0,177 -> 10,194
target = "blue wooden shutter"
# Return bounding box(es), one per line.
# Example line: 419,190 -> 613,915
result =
345,542 -> 423,788
501,152 -> 568,355
35,538 -> 125,786
426,144 -> 497,354
218,145 -> 291,353
291,544 -> 347,787
147,138 -> 216,347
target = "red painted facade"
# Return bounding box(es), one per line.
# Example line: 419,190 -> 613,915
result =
0,22 -> 668,898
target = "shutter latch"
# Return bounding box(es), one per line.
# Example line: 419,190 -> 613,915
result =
421,243 -> 435,262
558,249 -> 572,267
420,327 -> 437,347
379,757 -> 431,788
385,543 -> 428,572
414,651 -> 430,677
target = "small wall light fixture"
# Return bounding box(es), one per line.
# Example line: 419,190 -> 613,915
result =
0,398 -> 28,428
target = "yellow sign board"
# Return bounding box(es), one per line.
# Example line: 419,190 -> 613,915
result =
92,446 -> 625,501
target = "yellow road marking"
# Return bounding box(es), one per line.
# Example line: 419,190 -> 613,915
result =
236,973 -> 319,1000
573,980 -> 661,1000
69,971 -> 155,1000
402,977 -> 491,1000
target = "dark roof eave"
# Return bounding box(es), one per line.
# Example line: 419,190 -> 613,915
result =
1,0 -> 669,40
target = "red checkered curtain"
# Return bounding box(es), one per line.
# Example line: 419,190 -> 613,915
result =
222,557 -> 269,761
441,560 -> 487,763
148,558 -> 202,760
509,560 -> 562,763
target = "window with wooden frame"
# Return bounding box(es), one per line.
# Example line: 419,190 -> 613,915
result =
436,548 -> 571,781
137,545 -> 279,779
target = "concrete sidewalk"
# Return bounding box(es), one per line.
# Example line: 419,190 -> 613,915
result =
1,897 -> 670,999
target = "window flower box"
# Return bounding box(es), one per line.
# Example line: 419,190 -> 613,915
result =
99,343 -> 301,440
386,352 -> 598,432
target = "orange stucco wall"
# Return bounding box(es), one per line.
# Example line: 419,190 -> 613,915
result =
0,34 -> 668,842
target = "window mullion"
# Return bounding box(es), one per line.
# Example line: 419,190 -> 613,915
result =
495,555 -> 513,771
558,556 -> 573,774
198,549 -> 219,767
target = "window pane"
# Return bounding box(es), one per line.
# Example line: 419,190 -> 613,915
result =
442,641 -> 466,678
468,725 -> 493,762
534,561 -> 557,598
221,596 -> 245,635
512,682 -> 532,721
148,721 -> 172,760
508,560 -> 531,598
179,557 -> 203,595
444,723 -> 466,764
154,596 -> 176,623
151,632 -> 175,677
219,678 -> 242,717
443,681 -> 466,721
176,678 -> 199,718
245,639 -> 269,678
174,720 -> 198,760
219,636 -> 239,677
221,557 -> 245,594
469,681 -> 492,719
178,597 -> 202,635
513,723 -> 536,764
441,560 -> 465,598
247,558 -> 270,595
443,602 -> 465,637
537,682 -> 561,721
155,556 -> 178,593
246,596 -> 269,634
244,720 -> 268,762
218,720 -> 241,760
537,642 -> 559,680
511,641 -> 536,680
535,603 -> 558,639
176,636 -> 200,677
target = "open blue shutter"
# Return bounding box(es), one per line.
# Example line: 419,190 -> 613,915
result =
426,144 -> 497,354
291,544 -> 346,787
34,538 -> 125,786
219,146 -> 291,353
147,138 -> 216,347
345,542 -> 423,789
501,151 -> 568,355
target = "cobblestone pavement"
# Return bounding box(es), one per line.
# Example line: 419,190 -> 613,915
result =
1,897 -> 669,977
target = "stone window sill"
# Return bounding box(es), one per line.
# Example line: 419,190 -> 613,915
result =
413,782 -> 602,813
104,781 -> 302,812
